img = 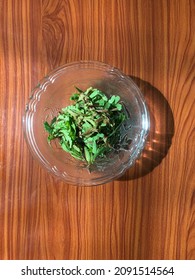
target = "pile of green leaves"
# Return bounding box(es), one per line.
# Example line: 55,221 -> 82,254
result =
44,87 -> 126,165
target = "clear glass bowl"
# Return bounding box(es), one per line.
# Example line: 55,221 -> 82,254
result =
23,61 -> 150,186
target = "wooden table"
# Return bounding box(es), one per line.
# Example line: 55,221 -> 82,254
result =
0,0 -> 194,260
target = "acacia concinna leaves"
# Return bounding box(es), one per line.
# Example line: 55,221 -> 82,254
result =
44,87 -> 126,165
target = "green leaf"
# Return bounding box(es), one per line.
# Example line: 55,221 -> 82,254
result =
84,146 -> 91,164
115,103 -> 122,110
44,121 -> 53,134
92,140 -> 97,154
114,95 -> 120,103
70,93 -> 80,101
43,86 -> 126,166
74,86 -> 83,93
60,141 -> 70,152
89,89 -> 100,99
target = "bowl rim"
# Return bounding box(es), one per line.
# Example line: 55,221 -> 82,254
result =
23,60 -> 150,186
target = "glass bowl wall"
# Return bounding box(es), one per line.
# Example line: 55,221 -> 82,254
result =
23,61 -> 150,186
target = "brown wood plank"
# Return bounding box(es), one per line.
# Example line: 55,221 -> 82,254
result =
0,0 -> 194,260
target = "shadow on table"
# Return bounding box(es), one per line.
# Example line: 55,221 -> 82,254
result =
118,77 -> 175,180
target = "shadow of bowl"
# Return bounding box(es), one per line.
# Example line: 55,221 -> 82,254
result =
118,77 -> 175,180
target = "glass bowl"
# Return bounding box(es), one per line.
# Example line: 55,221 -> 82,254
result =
23,61 -> 150,186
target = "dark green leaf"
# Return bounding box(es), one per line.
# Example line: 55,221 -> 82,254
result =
74,86 -> 83,93
44,121 -> 53,134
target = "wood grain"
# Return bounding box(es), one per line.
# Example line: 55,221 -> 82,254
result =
0,0 -> 194,260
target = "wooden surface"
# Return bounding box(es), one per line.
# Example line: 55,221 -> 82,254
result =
0,0 -> 194,260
